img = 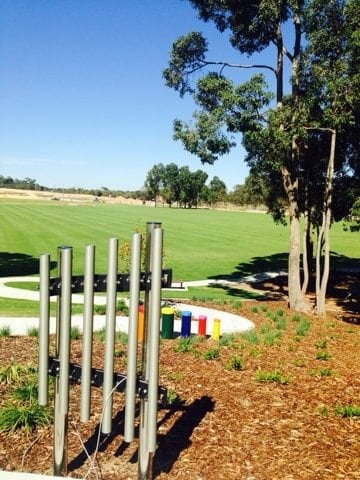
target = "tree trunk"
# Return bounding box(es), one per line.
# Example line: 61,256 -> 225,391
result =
315,130 -> 336,314
301,208 -> 310,294
288,200 -> 312,312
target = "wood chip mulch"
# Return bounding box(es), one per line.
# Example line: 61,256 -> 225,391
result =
0,281 -> 359,479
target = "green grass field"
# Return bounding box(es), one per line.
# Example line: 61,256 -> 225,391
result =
1,200 -> 359,279
0,200 -> 359,316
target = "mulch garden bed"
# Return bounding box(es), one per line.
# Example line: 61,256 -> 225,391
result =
0,274 -> 359,479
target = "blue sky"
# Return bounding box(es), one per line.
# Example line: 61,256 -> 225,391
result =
0,1 -> 278,192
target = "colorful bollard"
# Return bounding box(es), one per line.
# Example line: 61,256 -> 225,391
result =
137,304 -> 144,342
161,307 -> 175,339
198,314 -> 207,337
212,318 -> 221,341
180,310 -> 192,337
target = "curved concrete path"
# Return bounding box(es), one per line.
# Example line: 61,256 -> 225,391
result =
0,276 -> 259,335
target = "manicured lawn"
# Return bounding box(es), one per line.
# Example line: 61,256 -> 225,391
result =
1,201 -> 359,282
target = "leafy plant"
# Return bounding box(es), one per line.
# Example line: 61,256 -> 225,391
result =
203,348 -> 220,360
295,318 -> 311,337
310,368 -> 335,377
315,339 -> 328,349
26,326 -> 39,337
174,336 -> 199,353
240,329 -> 259,345
219,333 -> 236,347
0,325 -> 11,337
70,326 -> 81,340
0,363 -> 32,385
0,401 -> 52,433
116,331 -> 128,345
225,356 -> 243,371
94,304 -> 106,315
316,351 -> 331,361
12,382 -> 39,402
334,404 -> 360,418
255,369 -> 289,385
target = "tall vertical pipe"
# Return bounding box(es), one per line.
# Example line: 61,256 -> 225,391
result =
58,247 -> 72,415
54,246 -> 72,476
38,253 -> 50,406
124,232 -> 141,442
138,221 -> 161,480
146,227 -> 163,453
80,245 -> 95,422
101,237 -> 118,434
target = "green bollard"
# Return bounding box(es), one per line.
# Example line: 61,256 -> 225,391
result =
161,307 -> 174,339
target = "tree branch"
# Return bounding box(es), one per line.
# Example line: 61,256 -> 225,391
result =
185,60 -> 277,76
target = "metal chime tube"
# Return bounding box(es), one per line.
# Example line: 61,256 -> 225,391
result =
146,227 -> 163,453
124,232 -> 141,442
54,246 -> 72,476
102,237 -> 119,434
80,245 -> 95,422
38,253 -> 50,406
138,221 -> 162,480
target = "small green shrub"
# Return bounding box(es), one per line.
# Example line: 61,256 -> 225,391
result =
116,299 -> 129,315
0,363 -> 32,385
70,326 -> 81,340
255,369 -> 289,385
315,339 -> 328,350
0,401 -> 52,433
334,404 -> 360,418
263,329 -> 282,346
116,331 -> 128,345
219,333 -> 236,347
0,326 -> 11,337
225,356 -> 243,371
251,306 -> 259,313
174,336 -> 199,353
240,330 -> 259,345
295,318 -> 311,336
26,326 -> 39,337
310,367 -> 334,377
203,348 -> 220,360
93,327 -> 106,341
12,382 -> 39,402
316,351 -> 331,361
94,304 -> 106,315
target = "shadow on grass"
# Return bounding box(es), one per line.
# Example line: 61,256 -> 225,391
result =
208,252 -> 288,282
0,251 -> 57,276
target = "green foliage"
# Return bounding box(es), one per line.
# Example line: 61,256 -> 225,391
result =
225,356 -> 243,371
26,326 -> 39,337
295,318 -> 311,337
218,333 -> 236,347
174,336 -> 199,353
0,363 -> 32,385
70,326 -> 81,340
0,402 -> 52,433
240,329 -> 259,345
316,351 -> 331,361
203,347 -> 220,360
0,325 -> 11,337
254,369 -> 289,385
310,368 -> 335,377
94,304 -> 106,315
334,404 -> 360,418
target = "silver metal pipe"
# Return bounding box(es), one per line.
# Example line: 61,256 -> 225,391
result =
124,233 -> 141,443
138,221 -> 161,480
53,246 -> 72,476
58,247 -> 72,415
102,237 -> 118,434
80,244 -> 95,422
146,227 -> 163,453
38,253 -> 50,406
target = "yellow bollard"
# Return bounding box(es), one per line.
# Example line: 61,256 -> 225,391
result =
212,318 -> 221,341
